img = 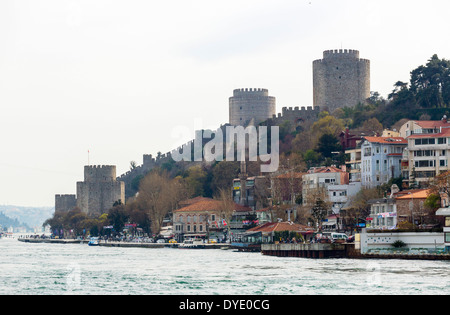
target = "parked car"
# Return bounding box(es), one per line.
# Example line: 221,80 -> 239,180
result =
156,239 -> 166,243
330,233 -> 349,243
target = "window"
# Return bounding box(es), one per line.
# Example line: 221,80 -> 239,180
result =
440,160 -> 448,167
445,233 -> 450,243
415,160 -> 435,168
438,138 -> 447,145
415,138 -> 436,145
445,217 -> 450,227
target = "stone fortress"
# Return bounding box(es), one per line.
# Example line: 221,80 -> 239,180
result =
313,49 -> 370,113
55,48 -> 370,215
55,165 -> 125,217
229,88 -> 276,126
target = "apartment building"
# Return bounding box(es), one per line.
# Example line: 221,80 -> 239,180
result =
404,127 -> 450,187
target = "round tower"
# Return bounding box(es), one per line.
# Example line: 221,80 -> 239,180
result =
229,88 -> 276,126
313,49 -> 370,113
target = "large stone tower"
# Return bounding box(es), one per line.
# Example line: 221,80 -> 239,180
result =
313,49 -> 370,113
229,88 -> 276,126
76,165 -> 125,216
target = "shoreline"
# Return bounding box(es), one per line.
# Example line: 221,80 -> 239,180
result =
17,238 -> 231,249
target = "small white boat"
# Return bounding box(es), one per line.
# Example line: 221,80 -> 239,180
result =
179,238 -> 205,249
88,237 -> 100,246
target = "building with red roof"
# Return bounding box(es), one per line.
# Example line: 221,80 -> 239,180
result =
173,197 -> 253,242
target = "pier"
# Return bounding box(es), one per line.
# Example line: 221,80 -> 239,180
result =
17,238 -> 231,249
261,243 -> 347,259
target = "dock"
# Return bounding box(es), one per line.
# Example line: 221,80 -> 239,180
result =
262,243 -> 347,259
17,238 -> 231,249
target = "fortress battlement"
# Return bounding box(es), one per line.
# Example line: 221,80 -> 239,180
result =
267,105 -> 321,125
323,49 -> 360,58
313,49 -> 370,65
282,106 -> 320,113
84,165 -> 117,182
233,88 -> 269,97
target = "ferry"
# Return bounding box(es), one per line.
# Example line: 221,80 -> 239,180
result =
88,237 -> 100,246
179,238 -> 205,249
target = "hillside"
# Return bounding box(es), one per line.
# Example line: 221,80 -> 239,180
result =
0,205 -> 54,228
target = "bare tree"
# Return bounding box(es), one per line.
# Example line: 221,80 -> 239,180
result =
137,171 -> 188,235
215,188 -> 235,240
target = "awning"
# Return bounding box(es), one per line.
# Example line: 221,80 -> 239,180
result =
436,208 -> 450,216
184,233 -> 207,237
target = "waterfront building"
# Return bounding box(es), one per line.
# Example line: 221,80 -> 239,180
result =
436,207 -> 450,252
395,189 -> 431,226
172,197 -> 253,242
367,198 -> 397,230
367,189 -> 431,229
360,137 -> 407,188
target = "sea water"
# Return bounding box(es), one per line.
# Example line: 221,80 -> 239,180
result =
0,238 -> 449,295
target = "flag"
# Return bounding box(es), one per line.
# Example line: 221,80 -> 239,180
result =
222,219 -> 227,226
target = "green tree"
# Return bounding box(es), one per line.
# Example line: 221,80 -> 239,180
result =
410,54 -> 450,108
317,133 -> 341,158
184,165 -> 208,197
108,204 -> 129,235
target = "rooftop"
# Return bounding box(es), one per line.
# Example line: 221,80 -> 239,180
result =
307,166 -> 345,174
247,221 -> 313,234
363,136 -> 407,145
174,198 -> 252,213
414,120 -> 450,129
395,189 -> 431,200
407,127 -> 450,139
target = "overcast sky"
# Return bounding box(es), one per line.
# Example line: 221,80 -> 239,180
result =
1,0 -> 450,207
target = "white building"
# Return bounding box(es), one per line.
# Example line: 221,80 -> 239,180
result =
436,208 -> 450,252
367,198 -> 397,230
404,125 -> 450,187
360,137 -> 407,188
327,182 -> 362,214
302,166 -> 349,207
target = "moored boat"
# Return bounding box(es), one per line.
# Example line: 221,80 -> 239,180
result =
179,238 -> 205,249
88,237 -> 100,246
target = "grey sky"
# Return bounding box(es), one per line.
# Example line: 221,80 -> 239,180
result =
1,0 -> 449,206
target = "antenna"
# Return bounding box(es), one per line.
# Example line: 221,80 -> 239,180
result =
88,149 -> 90,166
